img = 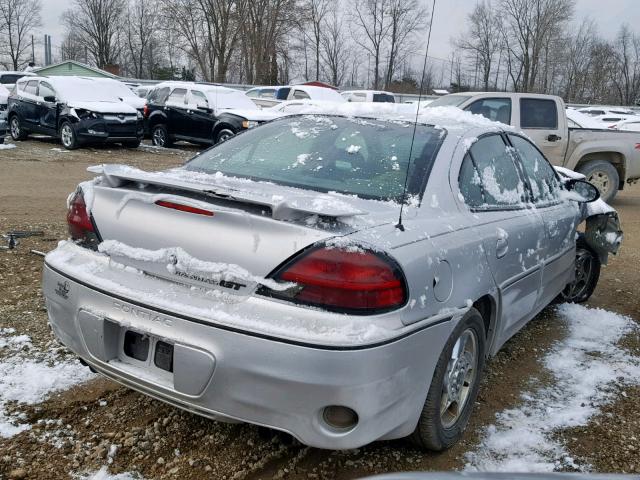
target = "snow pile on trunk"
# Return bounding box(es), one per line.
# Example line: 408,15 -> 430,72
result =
0,328 -> 95,438
466,304 -> 640,472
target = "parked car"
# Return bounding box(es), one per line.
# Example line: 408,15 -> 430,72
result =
426,92 -> 640,201
246,84 -> 346,108
79,77 -> 146,112
0,70 -> 36,90
578,106 -> 637,117
43,109 -> 621,451
144,82 -> 281,147
341,90 -> 396,103
267,99 -> 343,114
0,84 -> 8,144
7,76 -> 143,150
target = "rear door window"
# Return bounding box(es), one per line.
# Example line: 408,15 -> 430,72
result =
465,98 -> 512,124
24,80 -> 38,96
166,88 -> 187,106
458,154 -> 485,207
467,134 -> 526,207
148,86 -> 170,105
292,89 -> 310,100
520,98 -> 558,129
508,134 -> 560,204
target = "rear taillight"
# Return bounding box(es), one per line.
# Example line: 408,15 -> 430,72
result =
67,191 -> 100,248
265,246 -> 407,313
143,104 -> 149,118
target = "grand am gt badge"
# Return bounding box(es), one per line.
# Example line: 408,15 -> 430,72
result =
55,281 -> 70,299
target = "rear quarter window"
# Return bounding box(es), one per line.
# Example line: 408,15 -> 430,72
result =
520,98 -> 558,129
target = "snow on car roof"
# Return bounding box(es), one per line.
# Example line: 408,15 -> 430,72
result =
291,85 -> 346,102
30,76 -> 126,103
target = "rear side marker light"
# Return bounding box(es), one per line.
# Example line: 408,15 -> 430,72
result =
264,245 -> 407,313
155,200 -> 214,216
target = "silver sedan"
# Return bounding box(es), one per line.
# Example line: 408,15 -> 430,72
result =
42,111 -> 622,450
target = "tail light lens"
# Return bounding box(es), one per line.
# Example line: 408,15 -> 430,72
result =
143,104 -> 149,118
67,190 -> 100,249
263,246 -> 407,313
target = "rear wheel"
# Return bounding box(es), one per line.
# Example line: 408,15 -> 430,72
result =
60,121 -> 79,150
151,124 -> 172,147
215,127 -> 235,144
577,160 -> 619,202
559,236 -> 600,304
9,116 -> 27,141
410,308 -> 486,451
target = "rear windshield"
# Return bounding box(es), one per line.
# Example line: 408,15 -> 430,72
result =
426,95 -> 472,108
0,74 -> 23,85
185,115 -> 445,201
373,93 -> 395,103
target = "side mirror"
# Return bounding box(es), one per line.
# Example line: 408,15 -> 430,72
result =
566,179 -> 600,203
43,96 -> 56,103
197,105 -> 212,113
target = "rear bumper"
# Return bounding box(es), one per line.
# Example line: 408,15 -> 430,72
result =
42,257 -> 455,449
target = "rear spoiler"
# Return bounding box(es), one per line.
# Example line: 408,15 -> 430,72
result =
88,164 -> 367,221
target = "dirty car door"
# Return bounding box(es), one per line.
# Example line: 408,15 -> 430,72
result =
459,134 -> 545,346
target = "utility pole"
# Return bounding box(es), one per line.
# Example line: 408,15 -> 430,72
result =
31,35 -> 35,63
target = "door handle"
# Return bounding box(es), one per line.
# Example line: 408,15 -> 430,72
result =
547,134 -> 561,142
496,231 -> 509,259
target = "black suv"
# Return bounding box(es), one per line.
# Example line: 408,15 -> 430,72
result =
7,76 -> 143,150
144,82 -> 279,147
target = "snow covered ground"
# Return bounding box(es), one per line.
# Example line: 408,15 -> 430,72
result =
0,327 -> 95,438
466,303 -> 640,472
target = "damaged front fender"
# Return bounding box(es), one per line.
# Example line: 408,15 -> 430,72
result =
583,209 -> 623,265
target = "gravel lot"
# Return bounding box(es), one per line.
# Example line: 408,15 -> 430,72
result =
0,137 -> 638,479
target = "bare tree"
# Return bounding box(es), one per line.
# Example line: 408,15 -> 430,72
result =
351,0 -> 391,89
60,31 -> 86,62
383,0 -> 426,89
611,24 -> 640,105
321,5 -> 351,86
455,0 -> 501,91
123,0 -> 160,78
197,0 -> 245,82
301,0 -> 332,81
62,0 -> 126,69
500,0 -> 574,92
0,0 -> 41,70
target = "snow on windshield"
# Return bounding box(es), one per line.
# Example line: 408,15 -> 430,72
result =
49,77 -> 124,103
184,115 -> 446,201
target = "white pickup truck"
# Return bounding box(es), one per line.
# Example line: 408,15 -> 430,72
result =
426,92 -> 640,201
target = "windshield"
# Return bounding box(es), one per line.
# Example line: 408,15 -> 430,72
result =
185,115 -> 445,201
425,94 -> 472,108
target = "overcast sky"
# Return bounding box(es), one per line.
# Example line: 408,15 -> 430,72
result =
38,0 -> 640,67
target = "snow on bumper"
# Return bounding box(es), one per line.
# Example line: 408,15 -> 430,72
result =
42,243 -> 456,449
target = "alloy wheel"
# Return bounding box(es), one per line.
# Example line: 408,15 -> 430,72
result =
61,124 -> 73,148
153,127 -> 166,146
440,328 -> 478,429
10,117 -> 20,139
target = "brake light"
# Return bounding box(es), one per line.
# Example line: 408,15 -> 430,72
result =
67,191 -> 99,248
155,200 -> 214,216
143,104 -> 149,118
269,246 -> 407,313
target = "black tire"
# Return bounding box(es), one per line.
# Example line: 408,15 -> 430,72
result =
215,127 -> 235,144
410,307 -> 486,451
577,160 -> 619,203
151,124 -> 172,147
558,235 -> 601,304
122,139 -> 142,149
60,121 -> 79,150
9,115 -> 28,141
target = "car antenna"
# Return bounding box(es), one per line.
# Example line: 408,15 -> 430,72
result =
396,0 -> 437,232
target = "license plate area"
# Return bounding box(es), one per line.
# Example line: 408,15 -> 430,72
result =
120,329 -> 174,376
